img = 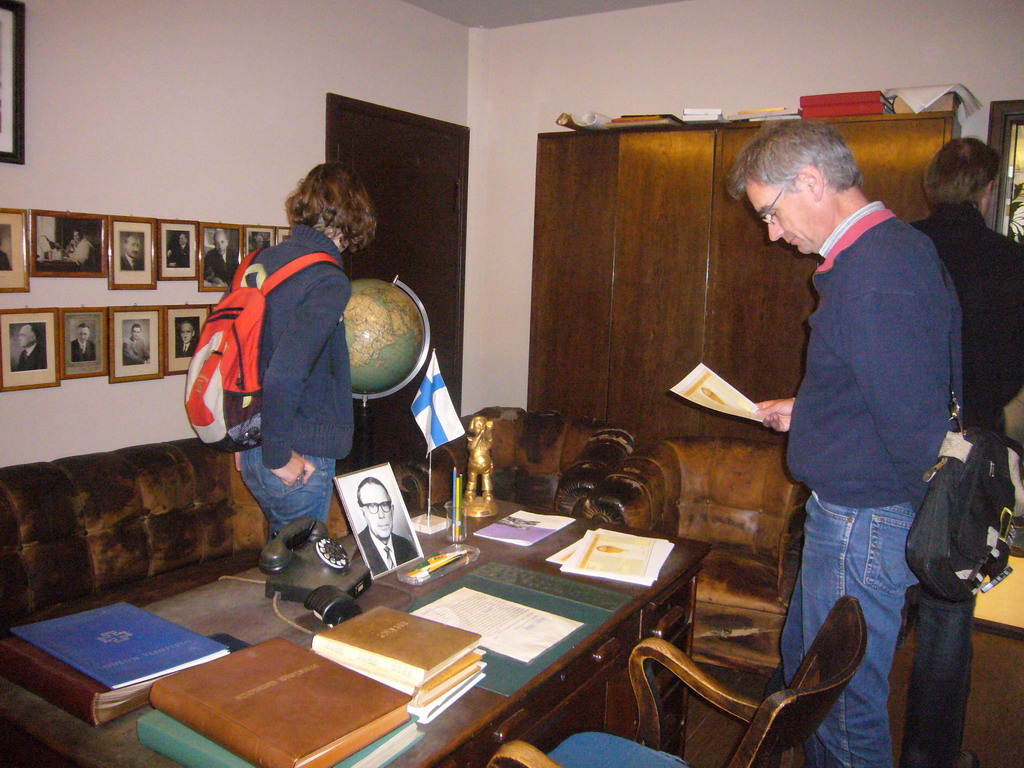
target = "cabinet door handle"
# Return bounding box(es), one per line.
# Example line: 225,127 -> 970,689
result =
591,637 -> 620,664
651,606 -> 686,639
494,708 -> 529,743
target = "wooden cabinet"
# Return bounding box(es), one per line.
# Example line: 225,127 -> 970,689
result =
528,113 -> 956,447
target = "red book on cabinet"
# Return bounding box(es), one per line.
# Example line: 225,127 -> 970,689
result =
801,102 -> 887,118
799,90 -> 884,108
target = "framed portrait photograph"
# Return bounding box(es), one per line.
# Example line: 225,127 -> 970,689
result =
109,306 -> 162,383
244,225 -> 275,254
164,305 -> 208,375
0,308 -> 59,392
157,219 -> 198,280
59,307 -> 107,380
198,222 -> 242,292
0,207 -> 28,291
276,227 -> 291,244
109,216 -> 156,290
0,1 -> 25,165
29,210 -> 107,278
335,462 -> 423,579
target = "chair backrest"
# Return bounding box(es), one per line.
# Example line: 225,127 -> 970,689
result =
725,595 -> 867,767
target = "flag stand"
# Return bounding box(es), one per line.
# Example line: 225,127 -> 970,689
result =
411,450 -> 449,533
410,349 -> 461,534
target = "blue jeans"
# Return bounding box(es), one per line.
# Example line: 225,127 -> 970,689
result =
239,446 -> 335,538
899,588 -> 975,767
782,493 -> 917,768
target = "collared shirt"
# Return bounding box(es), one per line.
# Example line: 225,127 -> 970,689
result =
819,201 -> 886,259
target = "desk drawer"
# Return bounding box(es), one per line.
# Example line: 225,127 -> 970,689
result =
640,576 -> 695,647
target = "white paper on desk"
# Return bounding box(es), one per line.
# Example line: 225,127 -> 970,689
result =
411,588 -> 582,664
671,363 -> 761,421
546,541 -> 578,565
882,84 -> 981,116
475,510 -> 575,546
561,528 -> 673,586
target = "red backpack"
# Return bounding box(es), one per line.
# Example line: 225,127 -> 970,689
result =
185,249 -> 338,451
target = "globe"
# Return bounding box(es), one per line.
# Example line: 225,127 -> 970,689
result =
344,278 -> 430,399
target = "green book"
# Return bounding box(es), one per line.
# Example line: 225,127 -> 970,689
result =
137,709 -> 422,768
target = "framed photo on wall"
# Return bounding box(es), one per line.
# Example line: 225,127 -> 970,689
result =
109,306 -> 162,383
29,210 -> 107,278
276,227 -> 290,244
0,308 -> 59,392
157,219 -> 198,280
109,216 -> 156,289
164,304 -> 208,375
335,463 -> 423,579
59,307 -> 107,380
244,225 -> 275,254
0,208 -> 28,291
0,1 -> 25,165
198,222 -> 242,292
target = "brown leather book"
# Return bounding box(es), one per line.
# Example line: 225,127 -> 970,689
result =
411,649 -> 485,708
149,638 -> 410,768
0,636 -> 152,726
311,606 -> 481,688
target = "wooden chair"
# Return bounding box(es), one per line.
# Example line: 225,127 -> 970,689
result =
486,595 -> 866,768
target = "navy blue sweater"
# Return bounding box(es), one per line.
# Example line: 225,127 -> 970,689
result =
249,226 -> 353,470
788,214 -> 960,511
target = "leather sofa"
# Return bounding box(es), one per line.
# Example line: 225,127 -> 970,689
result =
0,438 -> 343,636
405,407 -> 635,516
577,436 -> 808,674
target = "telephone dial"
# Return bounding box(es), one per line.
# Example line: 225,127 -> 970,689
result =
259,516 -> 371,619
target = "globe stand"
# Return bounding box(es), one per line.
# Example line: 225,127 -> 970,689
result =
353,395 -> 374,469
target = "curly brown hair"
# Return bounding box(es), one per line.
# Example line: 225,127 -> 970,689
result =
285,163 -> 377,251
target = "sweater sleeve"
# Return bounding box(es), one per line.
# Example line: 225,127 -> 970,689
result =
259,268 -> 350,470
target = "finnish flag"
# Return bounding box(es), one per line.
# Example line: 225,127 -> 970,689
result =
411,351 -> 465,453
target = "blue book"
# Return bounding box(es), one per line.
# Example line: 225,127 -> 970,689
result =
137,709 -> 423,768
12,602 -> 229,689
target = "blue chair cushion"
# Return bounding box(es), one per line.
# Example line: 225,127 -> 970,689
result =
548,732 -> 690,768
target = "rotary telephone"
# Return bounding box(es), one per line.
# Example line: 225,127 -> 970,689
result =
259,516 -> 370,623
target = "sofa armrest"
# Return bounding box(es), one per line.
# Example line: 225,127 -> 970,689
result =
574,450 -> 680,535
554,428 -> 634,517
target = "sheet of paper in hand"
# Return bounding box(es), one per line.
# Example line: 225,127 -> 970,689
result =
671,363 -> 761,421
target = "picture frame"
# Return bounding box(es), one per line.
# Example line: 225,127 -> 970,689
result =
59,307 -> 108,380
108,306 -> 162,383
0,207 -> 28,291
198,222 -> 242,292
0,307 -> 59,392
987,100 -> 1024,243
108,216 -> 156,290
335,462 -> 423,579
29,210 -> 107,278
244,225 -> 275,254
0,1 -> 25,165
276,227 -> 291,244
157,219 -> 199,280
164,304 -> 208,375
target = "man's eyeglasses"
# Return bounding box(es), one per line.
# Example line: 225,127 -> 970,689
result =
760,184 -> 788,225
361,501 -> 393,516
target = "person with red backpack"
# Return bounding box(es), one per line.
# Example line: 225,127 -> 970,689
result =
234,163 -> 376,538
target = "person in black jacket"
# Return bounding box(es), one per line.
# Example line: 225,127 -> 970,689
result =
900,138 -> 1024,768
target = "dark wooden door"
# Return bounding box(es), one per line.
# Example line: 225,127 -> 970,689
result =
326,94 -> 468,469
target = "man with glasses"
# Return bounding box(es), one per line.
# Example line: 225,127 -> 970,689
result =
355,476 -> 418,576
727,120 -> 959,768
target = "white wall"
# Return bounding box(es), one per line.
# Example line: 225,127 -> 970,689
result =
461,0 -> 1024,413
0,0 -> 468,465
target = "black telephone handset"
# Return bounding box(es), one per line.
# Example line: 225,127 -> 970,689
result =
259,516 -> 370,608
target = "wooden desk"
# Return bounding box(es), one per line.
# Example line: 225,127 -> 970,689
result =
0,513 -> 707,768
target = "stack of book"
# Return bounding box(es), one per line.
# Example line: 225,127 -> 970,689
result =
799,90 -> 893,118
2,601 -> 230,726
725,107 -> 800,121
680,108 -> 724,123
312,606 -> 485,724
149,637 -> 414,768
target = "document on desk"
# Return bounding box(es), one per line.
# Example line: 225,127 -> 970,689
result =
671,362 -> 761,421
411,588 -> 582,664
560,529 -> 673,586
